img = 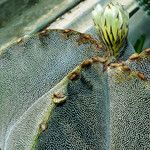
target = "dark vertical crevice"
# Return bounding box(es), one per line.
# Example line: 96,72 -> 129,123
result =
129,7 -> 139,18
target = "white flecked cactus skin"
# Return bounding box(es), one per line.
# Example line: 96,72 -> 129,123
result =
0,2 -> 150,150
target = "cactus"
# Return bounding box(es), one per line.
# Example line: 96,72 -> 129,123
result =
0,2 -> 150,150
108,50 -> 150,149
0,29 -> 103,149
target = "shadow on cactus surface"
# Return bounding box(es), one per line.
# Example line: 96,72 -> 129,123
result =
0,2 -> 150,150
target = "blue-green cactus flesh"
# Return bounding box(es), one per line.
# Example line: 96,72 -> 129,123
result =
0,2 -> 150,150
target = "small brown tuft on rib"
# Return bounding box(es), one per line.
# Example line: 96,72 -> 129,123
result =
77,34 -> 102,50
92,56 -> 100,63
129,53 -> 140,61
121,65 -> 131,72
68,71 -> 80,81
81,59 -> 93,68
39,29 -> 48,37
92,56 -> 107,63
63,29 -> 72,33
83,34 -> 91,39
53,92 -> 65,99
144,48 -> 150,55
110,63 -> 121,68
52,91 -> 67,105
17,38 -> 23,44
103,63 -> 109,72
137,72 -> 146,80
39,122 -> 48,132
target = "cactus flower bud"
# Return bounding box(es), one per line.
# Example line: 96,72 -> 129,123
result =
92,3 -> 129,58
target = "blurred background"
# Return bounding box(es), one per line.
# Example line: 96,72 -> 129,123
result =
0,0 -> 149,51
